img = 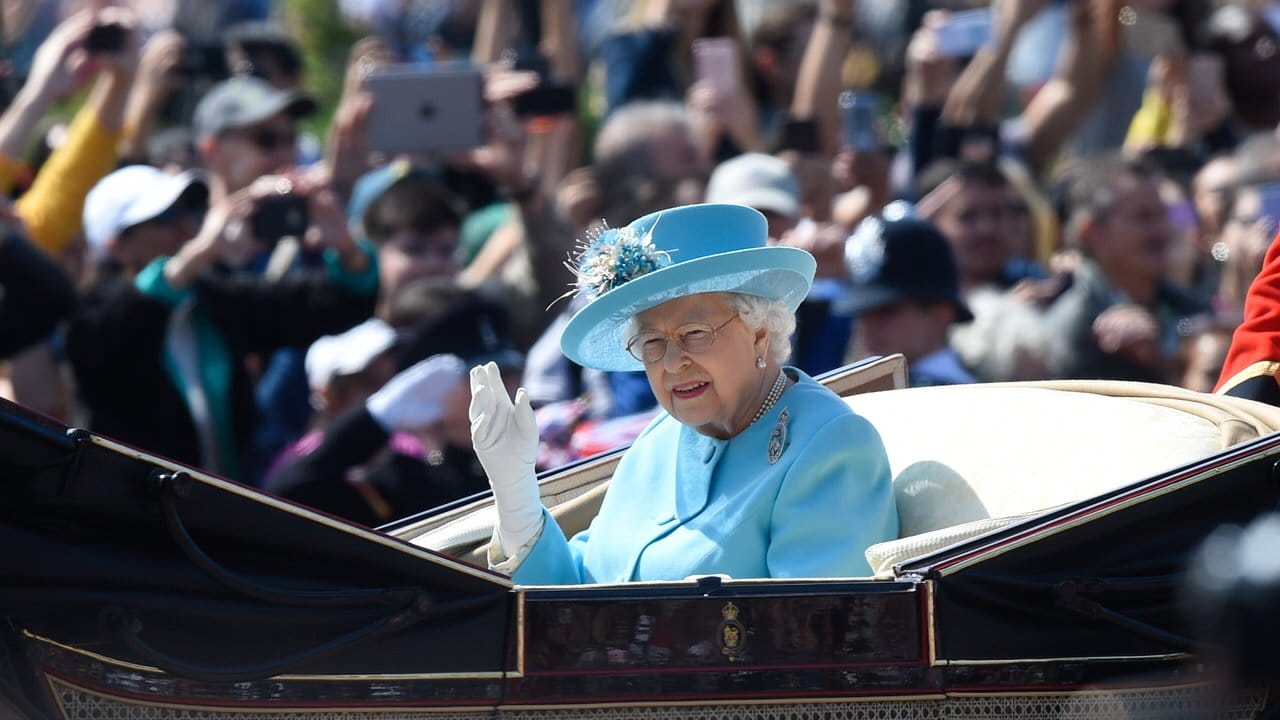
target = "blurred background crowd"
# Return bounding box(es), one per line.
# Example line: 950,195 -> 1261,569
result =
0,0 -> 1277,527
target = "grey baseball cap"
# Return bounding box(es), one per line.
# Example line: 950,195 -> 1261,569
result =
193,76 -> 317,138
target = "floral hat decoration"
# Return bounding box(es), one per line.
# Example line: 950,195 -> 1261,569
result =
559,203 -> 816,372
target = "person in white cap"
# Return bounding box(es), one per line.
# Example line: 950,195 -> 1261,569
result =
304,318 -> 401,425
267,295 -> 528,526
80,165 -> 208,272
705,152 -> 802,243
266,352 -> 477,528
65,165 -> 379,483
257,317 -> 401,485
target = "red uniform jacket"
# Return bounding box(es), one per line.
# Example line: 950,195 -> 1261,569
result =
1217,231 -> 1280,404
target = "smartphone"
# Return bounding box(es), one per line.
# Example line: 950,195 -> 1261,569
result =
839,90 -> 880,151
1258,182 -> 1280,230
693,37 -> 741,96
251,194 -> 309,244
777,118 -> 820,154
85,23 -> 126,54
933,8 -> 991,58
513,82 -> 576,118
361,64 -> 484,155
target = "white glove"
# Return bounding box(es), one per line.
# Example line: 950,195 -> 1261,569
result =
366,354 -> 465,432
468,361 -> 542,555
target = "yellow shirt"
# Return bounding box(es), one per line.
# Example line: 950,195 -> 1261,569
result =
6,108 -> 121,256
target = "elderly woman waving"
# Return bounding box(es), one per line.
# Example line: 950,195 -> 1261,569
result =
469,203 -> 898,584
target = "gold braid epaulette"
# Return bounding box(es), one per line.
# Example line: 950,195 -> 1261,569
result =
1216,360 -> 1280,395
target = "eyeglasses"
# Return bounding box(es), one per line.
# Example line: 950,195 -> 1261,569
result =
232,126 -> 297,153
626,313 -> 739,364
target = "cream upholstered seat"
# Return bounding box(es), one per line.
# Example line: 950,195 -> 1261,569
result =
853,381 -> 1280,577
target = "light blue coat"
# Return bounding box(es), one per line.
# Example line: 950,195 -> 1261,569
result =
506,369 -> 898,584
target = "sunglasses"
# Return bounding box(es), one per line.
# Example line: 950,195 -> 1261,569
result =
231,126 -> 297,153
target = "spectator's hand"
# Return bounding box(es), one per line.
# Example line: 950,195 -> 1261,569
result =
469,361 -> 543,555
1093,303 -> 1161,369
778,221 -> 847,279
1170,53 -> 1232,146
1047,248 -> 1081,275
831,147 -> 890,230
134,30 -> 185,101
484,67 -> 539,104
991,0 -> 1049,47
555,167 -> 602,231
780,150 -> 835,223
163,186 -> 259,287
1007,249 -> 1080,306
641,0 -> 717,29
22,10 -> 94,104
686,80 -> 763,155
305,183 -> 368,273
1007,275 -> 1068,307
326,36 -> 391,195
341,36 -> 393,100
903,12 -> 960,109
366,354 -> 466,432
455,103 -> 531,195
831,187 -> 876,235
323,90 -> 373,197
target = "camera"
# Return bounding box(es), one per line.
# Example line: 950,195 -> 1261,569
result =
85,23 -> 126,54
251,193 -> 309,244
178,43 -> 230,80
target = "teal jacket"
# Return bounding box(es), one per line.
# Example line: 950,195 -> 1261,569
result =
506,368 -> 898,584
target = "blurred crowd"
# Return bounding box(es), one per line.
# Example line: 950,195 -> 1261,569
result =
0,0 -> 1276,527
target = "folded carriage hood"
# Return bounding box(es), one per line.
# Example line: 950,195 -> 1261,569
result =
900,431 -> 1280,664
0,397 -> 512,680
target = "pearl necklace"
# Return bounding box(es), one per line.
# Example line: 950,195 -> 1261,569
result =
749,370 -> 789,426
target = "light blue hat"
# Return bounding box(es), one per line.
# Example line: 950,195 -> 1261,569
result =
560,203 -> 816,372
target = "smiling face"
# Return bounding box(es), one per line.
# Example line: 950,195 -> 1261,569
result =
633,293 -> 774,440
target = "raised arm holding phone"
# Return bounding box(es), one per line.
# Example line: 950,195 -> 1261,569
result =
687,36 -> 764,156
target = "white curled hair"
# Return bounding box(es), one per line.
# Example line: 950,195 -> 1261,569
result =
733,293 -> 795,366
623,293 -> 796,366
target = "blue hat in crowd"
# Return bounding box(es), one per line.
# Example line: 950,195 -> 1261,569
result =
559,203 -> 816,372
346,159 -> 434,225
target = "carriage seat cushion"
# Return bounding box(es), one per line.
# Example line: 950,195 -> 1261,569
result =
845,385 -> 1233,541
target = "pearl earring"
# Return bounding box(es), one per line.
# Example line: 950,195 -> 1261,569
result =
756,357 -> 766,369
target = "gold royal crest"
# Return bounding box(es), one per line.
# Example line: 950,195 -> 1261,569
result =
717,601 -> 747,662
